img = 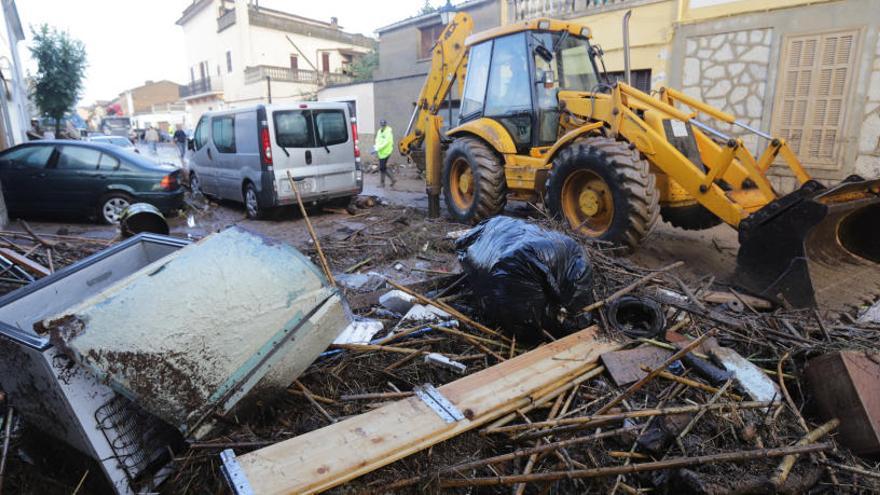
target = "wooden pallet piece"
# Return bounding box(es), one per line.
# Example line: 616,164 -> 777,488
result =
233,326 -> 619,494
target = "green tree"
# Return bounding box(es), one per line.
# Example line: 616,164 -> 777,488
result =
419,0 -> 436,15
28,24 -> 87,134
350,51 -> 378,82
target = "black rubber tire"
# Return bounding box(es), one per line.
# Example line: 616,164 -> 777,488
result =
243,182 -> 265,220
545,136 -> 659,249
189,172 -> 202,194
97,192 -> 134,225
441,136 -> 506,223
660,203 -> 723,230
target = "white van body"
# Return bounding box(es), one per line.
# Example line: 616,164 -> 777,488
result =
188,102 -> 363,218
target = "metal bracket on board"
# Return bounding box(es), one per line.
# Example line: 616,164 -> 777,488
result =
220,449 -> 255,495
414,383 -> 465,423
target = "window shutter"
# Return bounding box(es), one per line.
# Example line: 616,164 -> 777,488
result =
772,29 -> 858,170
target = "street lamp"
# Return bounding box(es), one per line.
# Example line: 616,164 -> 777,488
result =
439,0 -> 456,25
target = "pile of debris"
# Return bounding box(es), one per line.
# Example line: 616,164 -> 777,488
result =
0,206 -> 879,494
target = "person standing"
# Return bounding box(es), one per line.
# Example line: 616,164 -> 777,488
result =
373,119 -> 396,188
145,126 -> 160,155
173,125 -> 188,164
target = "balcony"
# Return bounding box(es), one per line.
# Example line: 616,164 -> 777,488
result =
244,65 -> 354,86
217,8 -> 236,32
508,0 -> 652,21
150,102 -> 187,113
179,78 -> 223,99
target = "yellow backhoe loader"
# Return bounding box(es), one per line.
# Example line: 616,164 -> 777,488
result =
399,13 -> 880,310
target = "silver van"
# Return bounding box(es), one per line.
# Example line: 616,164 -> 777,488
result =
188,102 -> 363,219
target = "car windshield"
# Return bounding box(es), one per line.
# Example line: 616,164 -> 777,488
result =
532,32 -> 600,92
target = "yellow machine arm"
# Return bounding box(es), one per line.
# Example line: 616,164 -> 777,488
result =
398,12 -> 473,216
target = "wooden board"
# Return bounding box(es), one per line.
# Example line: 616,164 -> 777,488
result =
0,247 -> 49,277
600,346 -> 672,386
235,326 -> 619,494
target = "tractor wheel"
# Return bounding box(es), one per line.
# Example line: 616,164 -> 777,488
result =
660,203 -> 723,230
545,136 -> 659,249
442,136 -> 506,223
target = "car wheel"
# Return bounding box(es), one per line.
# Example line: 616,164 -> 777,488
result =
98,193 -> 133,225
244,183 -> 264,220
190,172 -> 202,193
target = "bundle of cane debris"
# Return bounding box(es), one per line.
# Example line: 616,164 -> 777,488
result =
2,209 -> 880,494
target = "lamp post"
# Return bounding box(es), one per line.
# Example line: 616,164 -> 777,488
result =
439,0 -> 455,25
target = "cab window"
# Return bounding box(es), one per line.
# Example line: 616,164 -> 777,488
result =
193,117 -> 209,150
459,41 -> 492,119
484,33 -> 532,149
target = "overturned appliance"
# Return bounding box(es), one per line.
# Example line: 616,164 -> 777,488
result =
37,227 -> 350,439
0,233 -> 190,494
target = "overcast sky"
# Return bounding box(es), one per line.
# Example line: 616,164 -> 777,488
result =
16,0 -> 435,105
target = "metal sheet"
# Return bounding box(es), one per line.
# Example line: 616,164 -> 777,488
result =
40,227 -> 350,438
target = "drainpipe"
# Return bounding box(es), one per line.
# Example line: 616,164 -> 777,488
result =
622,10 -> 632,86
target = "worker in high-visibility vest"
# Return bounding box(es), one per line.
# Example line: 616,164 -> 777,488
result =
372,119 -> 396,188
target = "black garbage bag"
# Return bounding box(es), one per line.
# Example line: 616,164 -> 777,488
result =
455,216 -> 594,342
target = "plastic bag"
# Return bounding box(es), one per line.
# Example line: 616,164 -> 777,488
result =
455,216 -> 593,341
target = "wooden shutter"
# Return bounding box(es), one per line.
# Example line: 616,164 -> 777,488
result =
772,29 -> 858,170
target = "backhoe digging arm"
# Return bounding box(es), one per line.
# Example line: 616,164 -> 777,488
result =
398,12 -> 473,217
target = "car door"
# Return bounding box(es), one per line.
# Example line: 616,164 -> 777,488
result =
0,145 -> 55,213
210,114 -> 238,200
46,145 -> 105,213
190,116 -> 218,195
310,108 -> 355,193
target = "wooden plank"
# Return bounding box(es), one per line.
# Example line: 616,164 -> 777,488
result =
235,326 -> 619,494
0,247 -> 49,277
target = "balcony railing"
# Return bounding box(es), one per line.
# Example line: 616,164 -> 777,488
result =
509,0 -> 644,21
244,65 -> 353,86
180,78 -> 223,99
150,102 -> 186,113
217,8 -> 236,32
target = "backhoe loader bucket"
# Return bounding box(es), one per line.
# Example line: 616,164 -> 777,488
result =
736,176 -> 880,309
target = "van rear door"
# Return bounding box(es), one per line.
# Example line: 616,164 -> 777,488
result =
270,106 -> 356,203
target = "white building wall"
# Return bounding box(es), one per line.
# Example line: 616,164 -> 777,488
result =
318,82 -> 375,135
0,0 -> 28,146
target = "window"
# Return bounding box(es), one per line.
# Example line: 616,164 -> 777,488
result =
314,110 -> 348,146
0,146 -> 53,169
226,51 -> 233,73
193,117 -> 209,149
274,110 -> 314,148
485,34 -> 532,116
57,147 -> 102,170
290,55 -> 298,70
460,41 -> 492,118
321,52 -> 330,73
99,153 -> 120,170
771,29 -> 858,169
419,23 -> 444,59
605,69 -> 652,93
211,116 -> 235,153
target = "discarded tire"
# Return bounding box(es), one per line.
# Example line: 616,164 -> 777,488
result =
455,216 -> 593,342
606,295 -> 665,339
120,203 -> 169,237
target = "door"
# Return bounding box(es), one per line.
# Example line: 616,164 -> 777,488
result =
321,52 -> 330,74
310,108 -> 354,194
190,116 -> 218,195
47,145 -> 107,212
271,109 -> 314,201
0,145 -> 54,212
210,114 -> 238,199
484,33 -> 533,152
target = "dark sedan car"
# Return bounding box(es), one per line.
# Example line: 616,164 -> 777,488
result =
0,140 -> 184,224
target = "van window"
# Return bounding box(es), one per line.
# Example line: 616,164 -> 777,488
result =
314,110 -> 348,146
212,116 -> 235,153
193,117 -> 209,150
273,110 -> 313,148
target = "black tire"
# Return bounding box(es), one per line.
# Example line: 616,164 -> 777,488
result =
97,192 -> 133,225
189,172 -> 203,194
660,203 -> 723,230
441,136 -> 506,223
545,136 -> 659,249
243,182 -> 265,220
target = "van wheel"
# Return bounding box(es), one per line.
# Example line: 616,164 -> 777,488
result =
189,172 -> 202,194
244,183 -> 264,220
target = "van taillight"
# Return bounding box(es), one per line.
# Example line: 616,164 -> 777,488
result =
260,126 -> 273,165
351,120 -> 360,159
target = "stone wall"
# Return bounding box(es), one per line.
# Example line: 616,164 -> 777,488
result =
855,36 -> 880,178
681,28 -> 772,154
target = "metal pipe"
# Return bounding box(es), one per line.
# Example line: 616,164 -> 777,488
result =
689,119 -> 732,142
733,121 -> 772,140
622,10 -> 632,86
